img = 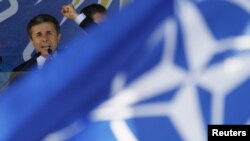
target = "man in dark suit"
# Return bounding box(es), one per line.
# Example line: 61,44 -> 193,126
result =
61,3 -> 107,31
9,14 -> 61,85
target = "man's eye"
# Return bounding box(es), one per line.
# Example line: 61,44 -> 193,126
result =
35,33 -> 42,37
47,32 -> 54,35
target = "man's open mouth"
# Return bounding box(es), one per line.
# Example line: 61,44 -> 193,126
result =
41,45 -> 51,49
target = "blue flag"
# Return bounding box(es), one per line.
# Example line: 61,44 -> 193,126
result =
0,0 -> 250,141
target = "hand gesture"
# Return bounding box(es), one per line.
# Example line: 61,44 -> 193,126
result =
61,4 -> 78,20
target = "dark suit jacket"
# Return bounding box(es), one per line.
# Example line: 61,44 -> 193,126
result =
9,53 -> 41,85
79,16 -> 98,32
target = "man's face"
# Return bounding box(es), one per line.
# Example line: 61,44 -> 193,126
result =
30,22 -> 61,57
92,12 -> 106,24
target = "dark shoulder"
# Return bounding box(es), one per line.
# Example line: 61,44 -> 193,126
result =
12,61 -> 30,72
8,58 -> 36,86
80,16 -> 98,31
12,57 -> 37,72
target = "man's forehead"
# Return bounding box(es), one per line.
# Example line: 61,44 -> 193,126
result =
32,22 -> 55,29
31,23 -> 56,32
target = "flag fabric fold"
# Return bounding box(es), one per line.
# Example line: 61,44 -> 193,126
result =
0,0 -> 173,141
0,0 -> 250,141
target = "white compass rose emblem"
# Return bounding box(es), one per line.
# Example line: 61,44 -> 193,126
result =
91,1 -> 250,141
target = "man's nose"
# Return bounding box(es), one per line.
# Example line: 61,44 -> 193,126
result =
41,35 -> 49,41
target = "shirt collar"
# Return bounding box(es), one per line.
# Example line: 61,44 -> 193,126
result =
36,55 -> 46,69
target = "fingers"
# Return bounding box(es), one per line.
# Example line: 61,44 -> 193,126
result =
61,5 -> 70,14
61,4 -> 77,19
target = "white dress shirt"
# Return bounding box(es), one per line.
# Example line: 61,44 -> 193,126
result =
74,13 -> 86,25
36,55 -> 47,69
